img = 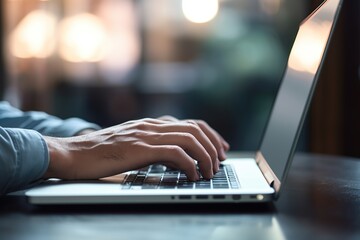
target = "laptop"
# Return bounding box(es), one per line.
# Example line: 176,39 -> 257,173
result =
25,0 -> 342,205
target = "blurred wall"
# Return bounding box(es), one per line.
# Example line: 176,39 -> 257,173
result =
0,0 -> 308,152
1,0 -> 358,157
0,2 -> 4,99
310,0 -> 360,157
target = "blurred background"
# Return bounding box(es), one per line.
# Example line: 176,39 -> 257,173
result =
0,0 -> 358,157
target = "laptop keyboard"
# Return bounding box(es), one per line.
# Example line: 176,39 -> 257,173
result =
120,164 -> 240,190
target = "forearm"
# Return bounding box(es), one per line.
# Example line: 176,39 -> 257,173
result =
0,101 -> 101,137
42,133 -> 124,180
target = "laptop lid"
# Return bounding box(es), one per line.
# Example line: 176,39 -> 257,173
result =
257,0 -> 342,198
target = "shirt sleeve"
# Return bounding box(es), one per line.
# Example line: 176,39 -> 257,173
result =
0,101 -> 102,195
0,101 -> 101,137
0,127 -> 49,195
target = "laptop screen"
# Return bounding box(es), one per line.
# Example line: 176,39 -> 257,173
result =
259,0 -> 341,182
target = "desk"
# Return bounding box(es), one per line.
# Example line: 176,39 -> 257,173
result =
0,153 -> 359,240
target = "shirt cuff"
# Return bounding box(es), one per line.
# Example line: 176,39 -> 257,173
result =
44,118 -> 101,137
4,129 -> 49,194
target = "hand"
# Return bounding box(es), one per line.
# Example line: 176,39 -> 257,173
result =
43,117 -> 230,181
75,129 -> 97,136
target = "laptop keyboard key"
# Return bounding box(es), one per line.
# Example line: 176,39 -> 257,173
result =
142,184 -> 158,189
122,164 -> 239,190
213,183 -> 230,189
144,176 -> 161,184
177,183 -> 194,189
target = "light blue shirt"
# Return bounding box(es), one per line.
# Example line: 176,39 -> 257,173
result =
0,101 -> 101,195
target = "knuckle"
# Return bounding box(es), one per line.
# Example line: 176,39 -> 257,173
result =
186,122 -> 201,134
186,119 -> 197,126
209,148 -> 218,160
164,146 -> 191,161
142,117 -> 156,123
180,132 -> 196,142
196,119 -> 207,128
166,145 -> 184,156
159,115 -> 176,121
205,154 -> 213,165
132,130 -> 149,139
134,122 -> 150,131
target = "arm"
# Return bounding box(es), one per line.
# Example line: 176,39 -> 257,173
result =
43,117 -> 230,182
0,101 -> 100,194
0,101 -> 229,194
0,127 -> 49,195
0,101 -> 100,137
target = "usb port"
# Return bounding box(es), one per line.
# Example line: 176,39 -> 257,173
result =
195,195 -> 208,199
232,195 -> 241,200
179,195 -> 192,200
213,195 -> 225,199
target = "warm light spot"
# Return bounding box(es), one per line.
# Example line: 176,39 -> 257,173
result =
289,21 -> 331,74
59,13 -> 107,62
182,0 -> 219,24
97,0 -> 141,83
10,10 -> 56,58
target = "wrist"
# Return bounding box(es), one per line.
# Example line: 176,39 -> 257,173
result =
42,136 -> 74,179
75,129 -> 97,136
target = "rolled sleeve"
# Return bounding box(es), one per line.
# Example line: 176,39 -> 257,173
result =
0,101 -> 102,194
25,114 -> 102,137
0,101 -> 101,137
0,127 -> 49,195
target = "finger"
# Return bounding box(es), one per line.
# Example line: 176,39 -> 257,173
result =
101,140 -> 200,181
158,117 -> 230,159
150,145 -> 200,181
125,119 -> 220,173
190,120 -> 229,161
152,122 -> 219,175
125,118 -> 167,127
132,118 -> 229,151
157,115 -> 179,122
144,132 -> 214,179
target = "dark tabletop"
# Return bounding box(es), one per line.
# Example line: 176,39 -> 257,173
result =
1,153 -> 359,240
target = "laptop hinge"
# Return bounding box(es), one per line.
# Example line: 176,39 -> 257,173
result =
255,151 -> 281,193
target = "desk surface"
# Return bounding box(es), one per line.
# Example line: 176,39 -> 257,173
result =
1,153 -> 360,240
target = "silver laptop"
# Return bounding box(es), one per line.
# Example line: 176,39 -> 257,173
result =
26,0 -> 342,205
